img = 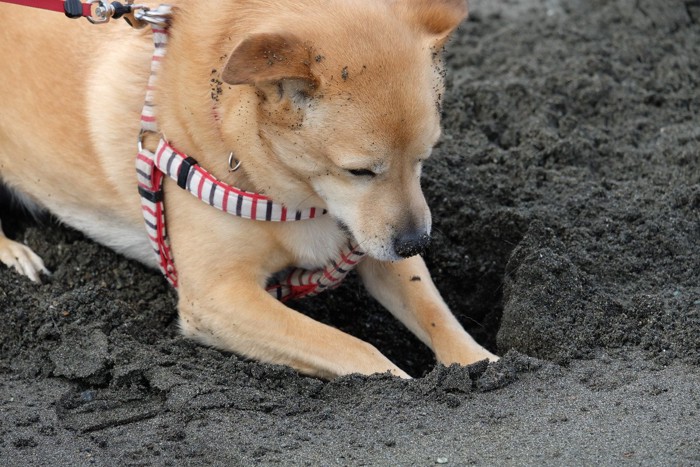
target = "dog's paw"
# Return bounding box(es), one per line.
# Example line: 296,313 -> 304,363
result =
485,351 -> 500,363
0,237 -> 50,283
477,349 -> 500,364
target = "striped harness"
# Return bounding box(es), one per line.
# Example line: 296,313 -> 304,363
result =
136,18 -> 364,300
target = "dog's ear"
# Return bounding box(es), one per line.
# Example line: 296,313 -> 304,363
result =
221,33 -> 315,87
393,0 -> 468,45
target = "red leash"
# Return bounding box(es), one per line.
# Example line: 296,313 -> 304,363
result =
1,0 -> 92,17
1,0 -> 145,25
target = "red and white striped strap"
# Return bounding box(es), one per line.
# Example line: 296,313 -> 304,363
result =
135,18 -> 177,286
267,240 -> 365,301
137,147 -> 177,286
140,25 -> 167,133
136,18 -> 365,297
140,138 -> 323,222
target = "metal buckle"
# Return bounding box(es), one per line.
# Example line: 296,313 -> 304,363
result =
134,4 -> 172,27
85,1 -> 156,26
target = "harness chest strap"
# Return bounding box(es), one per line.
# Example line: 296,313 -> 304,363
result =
136,21 -> 365,301
138,139 -> 323,222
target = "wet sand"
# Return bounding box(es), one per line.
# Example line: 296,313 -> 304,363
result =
1,0 -> 699,464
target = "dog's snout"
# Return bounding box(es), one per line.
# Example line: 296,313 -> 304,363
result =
393,229 -> 431,258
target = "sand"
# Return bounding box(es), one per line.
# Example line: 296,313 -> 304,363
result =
1,0 -> 699,464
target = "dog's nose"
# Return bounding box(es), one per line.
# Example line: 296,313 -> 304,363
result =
393,229 -> 431,258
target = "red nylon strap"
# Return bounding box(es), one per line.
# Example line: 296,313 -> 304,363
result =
1,0 -> 92,17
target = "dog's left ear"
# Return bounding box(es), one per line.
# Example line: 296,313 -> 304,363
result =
393,0 -> 468,46
221,33 -> 316,87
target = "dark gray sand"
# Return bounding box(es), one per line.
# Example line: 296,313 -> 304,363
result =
1,0 -> 699,464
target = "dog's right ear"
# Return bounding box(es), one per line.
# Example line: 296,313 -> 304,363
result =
221,33 -> 316,88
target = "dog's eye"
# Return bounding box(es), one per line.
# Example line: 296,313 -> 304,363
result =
347,168 -> 376,177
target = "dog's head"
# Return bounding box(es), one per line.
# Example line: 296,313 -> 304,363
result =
220,0 -> 468,261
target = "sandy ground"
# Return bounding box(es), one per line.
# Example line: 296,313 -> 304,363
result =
1,0 -> 699,465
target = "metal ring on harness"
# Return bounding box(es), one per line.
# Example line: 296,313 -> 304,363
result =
137,128 -> 151,153
228,152 -> 242,172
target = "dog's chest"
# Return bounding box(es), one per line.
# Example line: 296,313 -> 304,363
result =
278,216 -> 350,270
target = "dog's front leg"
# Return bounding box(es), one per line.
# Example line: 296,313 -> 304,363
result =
176,279 -> 409,380
0,219 -> 49,282
357,256 -> 498,366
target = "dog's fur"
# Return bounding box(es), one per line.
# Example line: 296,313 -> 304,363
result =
0,0 -> 496,378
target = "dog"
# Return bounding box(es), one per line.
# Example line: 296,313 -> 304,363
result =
0,0 -> 497,379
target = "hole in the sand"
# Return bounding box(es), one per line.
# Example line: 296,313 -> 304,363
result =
296,210 -> 526,377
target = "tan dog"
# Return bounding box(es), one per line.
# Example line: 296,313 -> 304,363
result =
0,0 -> 496,378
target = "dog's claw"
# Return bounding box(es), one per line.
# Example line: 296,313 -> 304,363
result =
0,237 -> 50,283
390,367 -> 412,379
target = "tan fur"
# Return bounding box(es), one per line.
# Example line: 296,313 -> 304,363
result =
0,0 -> 496,379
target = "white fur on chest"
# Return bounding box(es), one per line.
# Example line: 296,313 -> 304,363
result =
278,215 -> 350,270
52,204 -> 158,269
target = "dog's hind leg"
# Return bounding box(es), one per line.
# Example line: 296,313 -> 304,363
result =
0,218 -> 49,283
